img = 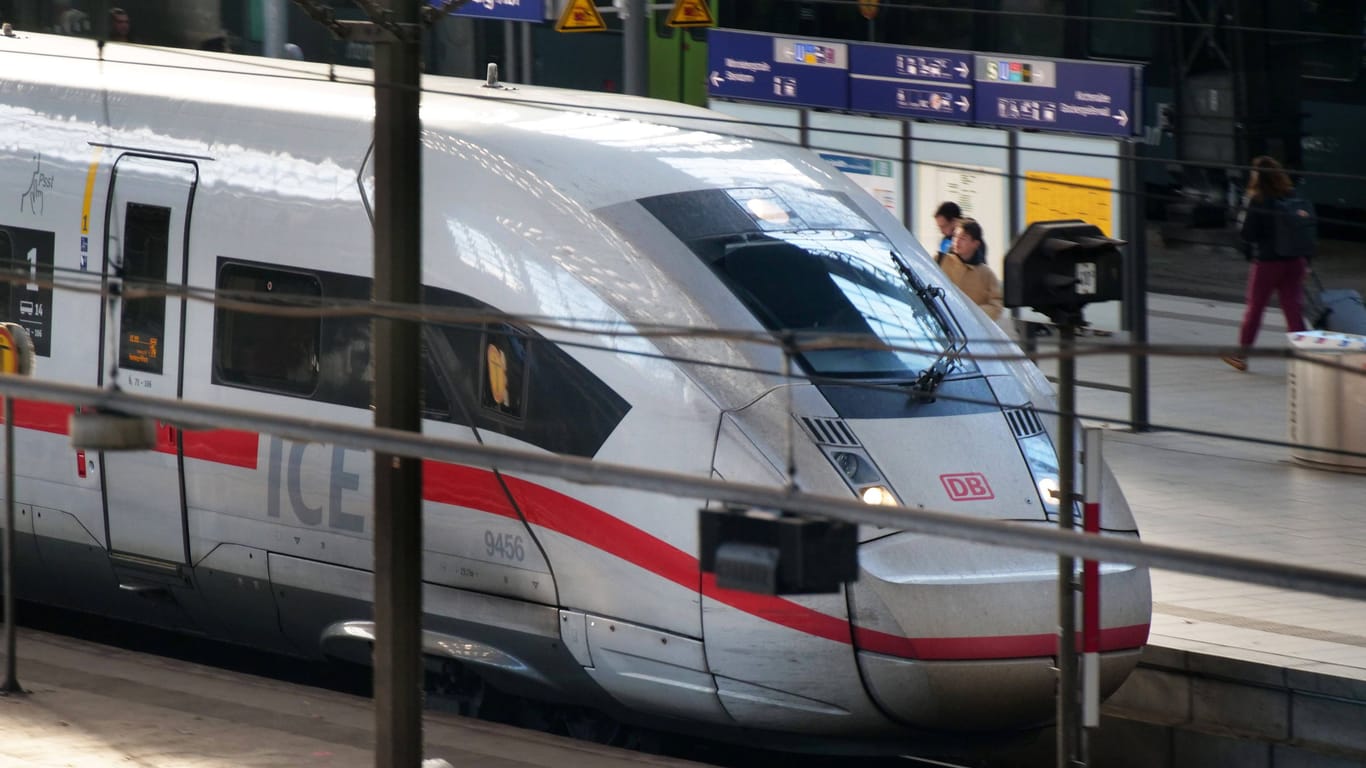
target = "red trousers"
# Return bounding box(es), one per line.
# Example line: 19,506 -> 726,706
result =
1238,257 -> 1308,348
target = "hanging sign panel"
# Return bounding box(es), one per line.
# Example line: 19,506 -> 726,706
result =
707,29 -> 849,109
849,43 -> 973,122
436,0 -> 545,22
973,56 -> 1137,137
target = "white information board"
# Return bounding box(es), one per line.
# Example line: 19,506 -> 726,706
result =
818,152 -> 900,216
808,112 -> 904,222
910,123 -> 1009,271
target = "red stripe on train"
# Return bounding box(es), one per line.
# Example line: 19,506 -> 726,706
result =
426,462 -> 1147,659
8,399 -> 258,469
6,413 -> 1149,661
854,622 -> 1151,661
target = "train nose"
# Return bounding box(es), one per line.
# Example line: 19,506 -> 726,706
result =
847,528 -> 1151,731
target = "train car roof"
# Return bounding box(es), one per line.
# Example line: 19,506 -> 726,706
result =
1,31 -> 832,211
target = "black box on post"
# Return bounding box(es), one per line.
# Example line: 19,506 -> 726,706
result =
1004,220 -> 1125,324
699,507 -> 858,595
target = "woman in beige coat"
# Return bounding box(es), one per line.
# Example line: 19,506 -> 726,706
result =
936,218 -> 1004,321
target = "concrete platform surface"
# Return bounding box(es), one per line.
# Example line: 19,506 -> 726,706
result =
1034,293 -> 1366,764
1050,293 -> 1366,681
0,627 -> 705,768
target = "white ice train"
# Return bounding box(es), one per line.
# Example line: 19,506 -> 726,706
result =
0,32 -> 1150,750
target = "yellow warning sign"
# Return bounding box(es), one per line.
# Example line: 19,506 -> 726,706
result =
556,0 -> 606,32
1024,170 -> 1114,237
666,0 -> 715,28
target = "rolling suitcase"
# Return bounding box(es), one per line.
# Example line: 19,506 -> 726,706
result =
1304,271 -> 1366,335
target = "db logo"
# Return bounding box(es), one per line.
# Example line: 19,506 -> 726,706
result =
940,473 -> 994,501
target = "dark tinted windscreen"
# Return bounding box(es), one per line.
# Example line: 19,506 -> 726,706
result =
641,189 -> 949,379
714,230 -> 947,377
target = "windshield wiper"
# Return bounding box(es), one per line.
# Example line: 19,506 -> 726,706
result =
890,250 -> 967,398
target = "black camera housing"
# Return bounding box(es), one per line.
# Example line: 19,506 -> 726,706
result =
1004,220 -> 1125,324
699,507 -> 858,595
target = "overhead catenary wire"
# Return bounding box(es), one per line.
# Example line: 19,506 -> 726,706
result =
8,370 -> 1366,602
8,261 -> 1364,464
6,33 -> 1366,235
3,32 -> 1361,459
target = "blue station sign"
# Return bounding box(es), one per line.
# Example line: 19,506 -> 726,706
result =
849,43 -> 973,122
437,0 -> 545,22
707,29 -> 849,110
971,55 -> 1137,137
706,30 -> 1144,139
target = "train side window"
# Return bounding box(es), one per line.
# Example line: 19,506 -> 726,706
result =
421,332 -> 453,422
213,263 -> 321,396
480,323 -> 529,421
118,203 -> 170,374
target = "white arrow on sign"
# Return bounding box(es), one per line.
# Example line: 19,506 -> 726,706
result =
709,70 -> 724,87
1114,109 -> 1129,127
955,62 -> 969,78
956,96 -> 970,112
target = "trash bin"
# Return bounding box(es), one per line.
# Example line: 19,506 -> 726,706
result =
1287,331 -> 1366,471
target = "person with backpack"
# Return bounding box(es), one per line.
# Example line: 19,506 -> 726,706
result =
1223,156 -> 1311,371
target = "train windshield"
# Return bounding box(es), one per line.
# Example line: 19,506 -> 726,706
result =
639,187 -> 953,380
710,230 -> 949,378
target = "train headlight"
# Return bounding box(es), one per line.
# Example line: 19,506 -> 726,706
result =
824,449 -> 900,505
1037,476 -> 1061,506
1018,433 -> 1078,520
860,485 -> 898,506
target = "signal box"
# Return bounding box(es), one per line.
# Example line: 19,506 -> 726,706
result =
1004,220 -> 1125,324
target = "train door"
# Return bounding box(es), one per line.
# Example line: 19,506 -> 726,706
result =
99,155 -> 196,569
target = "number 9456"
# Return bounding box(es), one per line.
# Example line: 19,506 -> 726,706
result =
484,530 -> 525,562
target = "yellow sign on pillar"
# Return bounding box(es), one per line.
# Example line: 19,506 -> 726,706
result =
666,0 -> 715,28
1024,171 -> 1114,236
556,0 -> 607,32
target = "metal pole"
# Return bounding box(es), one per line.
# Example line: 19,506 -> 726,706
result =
503,21 -> 516,83
1008,129 -> 1024,339
2,396 -> 19,695
520,21 -> 531,85
622,0 -> 646,95
1122,140 -> 1150,432
1056,322 -> 1079,768
263,0 -> 286,57
372,2 -> 424,766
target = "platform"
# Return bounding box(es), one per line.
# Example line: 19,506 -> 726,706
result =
0,627 -> 705,768
1043,293 -> 1366,765
0,293 -> 1361,767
